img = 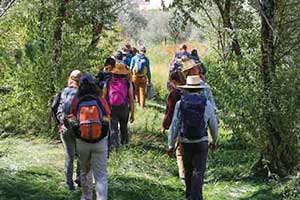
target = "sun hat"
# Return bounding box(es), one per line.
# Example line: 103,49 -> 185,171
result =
177,75 -> 208,89
111,63 -> 130,75
70,70 -> 82,78
181,59 -> 198,72
80,74 -> 95,84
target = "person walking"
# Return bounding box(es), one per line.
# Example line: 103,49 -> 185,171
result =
57,70 -> 83,191
102,63 -> 135,149
162,70 -> 186,185
70,74 -> 111,200
167,75 -> 218,200
130,46 -> 151,108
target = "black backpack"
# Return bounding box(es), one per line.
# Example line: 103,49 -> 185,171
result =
50,91 -> 62,124
180,93 -> 207,140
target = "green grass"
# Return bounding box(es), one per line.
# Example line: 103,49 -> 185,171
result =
0,102 -> 286,200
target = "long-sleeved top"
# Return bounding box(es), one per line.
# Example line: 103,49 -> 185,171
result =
130,54 -> 151,82
168,99 -> 218,149
162,87 -> 181,130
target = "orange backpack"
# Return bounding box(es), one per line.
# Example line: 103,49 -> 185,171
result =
76,96 -> 105,143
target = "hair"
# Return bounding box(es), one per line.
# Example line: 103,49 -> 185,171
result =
191,49 -> 198,56
184,88 -> 202,93
68,76 -> 81,88
169,70 -> 186,85
104,57 -> 116,68
77,80 -> 99,98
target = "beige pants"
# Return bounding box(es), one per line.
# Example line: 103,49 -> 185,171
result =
175,137 -> 185,178
76,138 -> 108,200
132,74 -> 147,108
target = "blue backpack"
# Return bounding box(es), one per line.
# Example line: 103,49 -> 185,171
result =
61,87 -> 78,115
180,93 -> 207,140
133,56 -> 147,74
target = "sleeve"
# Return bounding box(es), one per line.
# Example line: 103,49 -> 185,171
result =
205,101 -> 218,143
130,56 -> 136,71
99,97 -> 111,116
146,57 -> 151,82
168,101 -> 181,149
162,90 -> 180,129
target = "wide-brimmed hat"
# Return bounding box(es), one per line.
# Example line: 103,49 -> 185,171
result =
177,75 -> 208,89
111,63 -> 130,75
181,59 -> 198,72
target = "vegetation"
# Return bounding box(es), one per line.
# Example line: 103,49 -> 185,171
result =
1,0 -> 300,199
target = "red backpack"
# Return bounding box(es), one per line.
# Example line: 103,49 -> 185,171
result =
76,95 -> 106,143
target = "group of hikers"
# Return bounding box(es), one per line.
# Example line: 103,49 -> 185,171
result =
52,43 -> 218,200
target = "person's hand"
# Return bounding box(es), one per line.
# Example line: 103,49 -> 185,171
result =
161,127 -> 166,134
209,143 -> 218,151
130,113 -> 134,123
166,148 -> 174,158
58,124 -> 65,134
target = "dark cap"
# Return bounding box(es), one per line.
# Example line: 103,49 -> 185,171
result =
80,74 -> 94,84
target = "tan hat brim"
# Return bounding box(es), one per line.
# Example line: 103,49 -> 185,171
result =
177,85 -> 209,89
111,69 -> 130,75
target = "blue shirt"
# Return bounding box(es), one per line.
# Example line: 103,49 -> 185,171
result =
168,98 -> 218,149
130,54 -> 151,82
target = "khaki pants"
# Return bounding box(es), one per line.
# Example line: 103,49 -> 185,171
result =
132,74 -> 147,108
76,138 -> 108,200
175,137 -> 185,179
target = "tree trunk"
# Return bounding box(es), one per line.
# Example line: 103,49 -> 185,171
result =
258,0 -> 294,177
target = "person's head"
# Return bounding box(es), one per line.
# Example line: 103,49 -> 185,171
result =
139,46 -> 146,54
68,70 -> 82,88
181,59 -> 200,78
191,48 -> 198,56
111,63 -> 130,78
112,50 -> 123,61
132,47 -> 138,56
125,43 -> 131,50
78,74 -> 99,97
104,57 -> 116,72
177,75 -> 207,93
169,70 -> 186,86
180,44 -> 187,51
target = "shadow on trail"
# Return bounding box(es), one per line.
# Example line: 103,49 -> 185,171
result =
0,168 -> 80,200
109,175 -> 184,200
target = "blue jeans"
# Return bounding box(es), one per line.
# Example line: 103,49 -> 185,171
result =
182,141 -> 208,200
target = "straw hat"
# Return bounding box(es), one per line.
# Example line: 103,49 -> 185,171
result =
111,63 -> 130,75
177,75 -> 208,89
181,59 -> 198,72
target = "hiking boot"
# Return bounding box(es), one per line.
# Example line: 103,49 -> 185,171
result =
75,179 -> 81,188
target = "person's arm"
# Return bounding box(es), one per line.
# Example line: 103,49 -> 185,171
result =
99,97 -> 111,116
102,83 -> 108,99
205,101 -> 218,144
146,57 -> 151,83
130,56 -> 136,71
128,82 -> 135,123
162,90 -> 180,133
168,101 -> 181,149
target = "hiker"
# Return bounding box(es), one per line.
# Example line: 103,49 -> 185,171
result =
56,70 -> 83,191
130,46 -> 151,108
70,74 -> 111,200
112,50 -> 123,63
175,44 -> 191,59
190,49 -> 201,64
122,48 -> 132,67
181,59 -> 216,110
96,57 -> 116,90
162,70 -> 186,185
167,75 -> 218,200
102,63 -> 135,149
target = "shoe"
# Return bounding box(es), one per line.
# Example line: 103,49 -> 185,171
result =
180,178 -> 186,186
75,179 -> 81,188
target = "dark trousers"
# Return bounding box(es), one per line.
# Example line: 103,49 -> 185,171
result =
110,104 -> 129,149
182,141 -> 208,200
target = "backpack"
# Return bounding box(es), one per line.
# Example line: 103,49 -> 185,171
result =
51,91 -> 62,124
61,87 -> 78,115
180,93 -> 207,140
133,56 -> 147,74
76,95 -> 106,143
108,77 -> 130,106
